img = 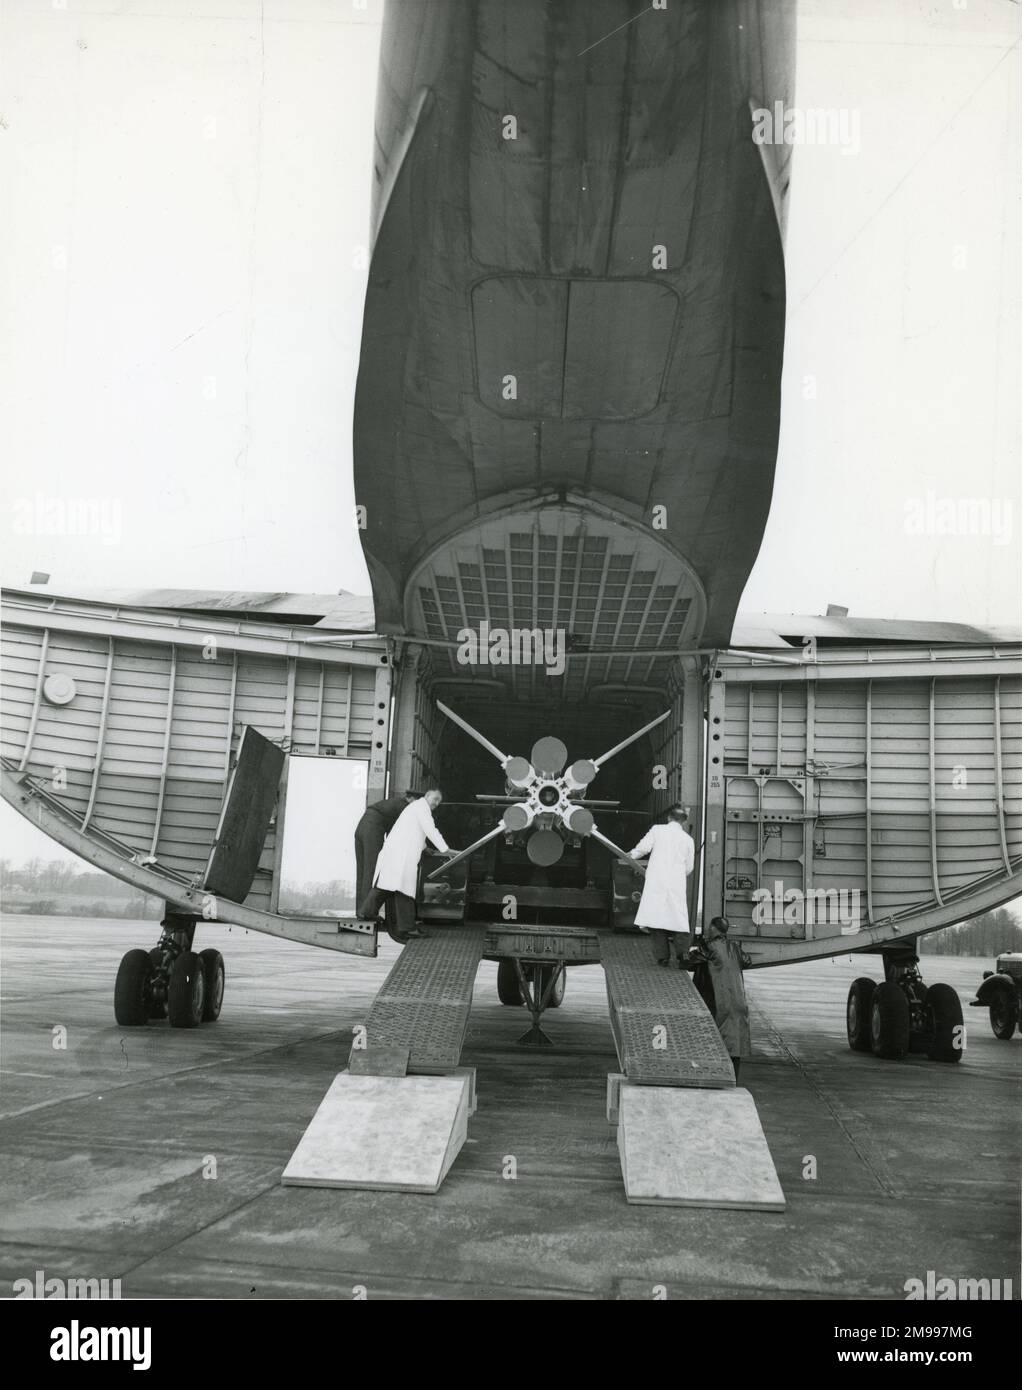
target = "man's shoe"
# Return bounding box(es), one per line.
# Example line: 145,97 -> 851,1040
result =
407,927 -> 429,938
388,929 -> 411,944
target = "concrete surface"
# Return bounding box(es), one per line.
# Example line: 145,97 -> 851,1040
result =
0,915 -> 1018,1300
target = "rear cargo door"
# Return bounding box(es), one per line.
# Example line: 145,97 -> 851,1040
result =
203,725 -> 285,902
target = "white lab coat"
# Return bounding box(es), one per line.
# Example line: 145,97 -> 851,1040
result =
629,822 -> 695,932
372,798 -> 450,897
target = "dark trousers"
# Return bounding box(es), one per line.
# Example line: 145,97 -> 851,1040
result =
650,930 -> 691,965
387,892 -> 416,934
358,884 -> 383,920
354,817 -> 386,908
357,886 -> 415,936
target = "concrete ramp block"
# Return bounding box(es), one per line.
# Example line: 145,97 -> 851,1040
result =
281,1072 -> 471,1194
606,1072 -> 625,1124
617,1084 -> 785,1211
452,1066 -> 478,1115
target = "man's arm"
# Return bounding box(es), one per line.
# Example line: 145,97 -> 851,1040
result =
421,803 -> 450,854
628,830 -> 655,859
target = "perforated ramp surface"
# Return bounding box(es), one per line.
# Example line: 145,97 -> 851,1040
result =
600,935 -> 735,1088
364,929 -> 486,1073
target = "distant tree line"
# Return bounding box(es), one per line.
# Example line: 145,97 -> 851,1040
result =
279,879 -> 356,913
2,858 -> 355,919
920,907 -> 1021,958
2,859 -> 140,895
1,859 -> 161,918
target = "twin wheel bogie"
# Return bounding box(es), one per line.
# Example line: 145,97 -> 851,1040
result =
846,972 -> 964,1064
495,958 -> 566,1009
114,942 -> 225,1029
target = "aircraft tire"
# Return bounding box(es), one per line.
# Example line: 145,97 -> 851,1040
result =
114,949 -> 153,1027
199,949 -> 225,1022
926,983 -> 964,1063
496,959 -> 525,1006
168,951 -> 206,1029
147,947 -> 168,1019
846,977 -> 876,1052
870,982 -> 910,1059
539,964 -> 566,1009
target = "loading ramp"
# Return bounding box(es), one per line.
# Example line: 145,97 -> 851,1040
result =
600,934 -> 736,1088
284,925 -> 783,1207
363,927 -> 487,1074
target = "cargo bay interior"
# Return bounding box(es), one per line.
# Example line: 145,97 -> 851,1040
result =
385,503 -> 701,929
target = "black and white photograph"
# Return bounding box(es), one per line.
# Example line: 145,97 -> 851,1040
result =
0,0 -> 1019,1341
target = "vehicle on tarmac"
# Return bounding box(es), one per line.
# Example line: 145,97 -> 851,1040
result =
970,953 -> 1022,1040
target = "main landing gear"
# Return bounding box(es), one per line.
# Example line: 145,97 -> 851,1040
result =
846,948 -> 963,1064
114,911 -> 225,1029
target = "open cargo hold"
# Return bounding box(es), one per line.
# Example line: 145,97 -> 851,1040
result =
390,643 -> 700,933
400,640 -> 1022,965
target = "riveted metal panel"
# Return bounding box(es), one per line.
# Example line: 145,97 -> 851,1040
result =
708,647 -> 1022,963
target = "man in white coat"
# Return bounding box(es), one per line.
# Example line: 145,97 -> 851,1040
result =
626,804 -> 695,966
367,789 -> 454,943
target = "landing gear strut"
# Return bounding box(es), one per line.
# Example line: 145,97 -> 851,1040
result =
495,958 -> 567,1046
114,911 -> 225,1029
846,947 -> 963,1063
496,958 -> 566,1011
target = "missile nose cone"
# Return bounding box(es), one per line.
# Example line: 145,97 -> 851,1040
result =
530,736 -> 568,777
505,756 -> 534,789
503,804 -> 532,832
527,828 -> 564,866
563,805 -> 593,836
566,758 -> 597,789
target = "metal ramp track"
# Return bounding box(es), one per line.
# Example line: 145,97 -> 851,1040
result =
364,928 -> 486,1074
600,934 -> 735,1089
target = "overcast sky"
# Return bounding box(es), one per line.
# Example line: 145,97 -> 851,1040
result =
1,0 -> 1019,867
